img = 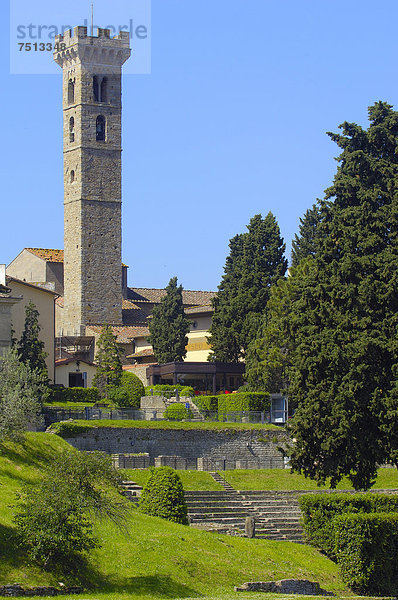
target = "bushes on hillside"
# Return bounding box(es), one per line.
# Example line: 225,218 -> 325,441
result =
299,492 -> 398,558
194,395 -> 218,413
334,513 -> 398,595
164,403 -> 193,421
138,466 -> 189,524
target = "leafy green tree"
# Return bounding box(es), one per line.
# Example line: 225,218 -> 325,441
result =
0,348 -> 45,441
17,301 -> 48,380
14,450 -> 126,569
286,102 -> 398,489
148,277 -> 190,363
291,202 -> 323,267
93,325 -> 123,397
208,213 -> 287,362
138,466 -> 188,524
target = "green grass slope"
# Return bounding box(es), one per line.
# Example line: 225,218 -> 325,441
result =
221,468 -> 398,491
0,433 -> 351,600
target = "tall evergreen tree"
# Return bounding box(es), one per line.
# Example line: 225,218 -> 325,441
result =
148,277 -> 190,363
208,213 -> 287,362
17,301 -> 48,380
291,202 -> 322,267
285,102 -> 398,489
93,325 -> 123,396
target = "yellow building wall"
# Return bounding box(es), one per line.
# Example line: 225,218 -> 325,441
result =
8,280 -> 56,382
55,362 -> 97,387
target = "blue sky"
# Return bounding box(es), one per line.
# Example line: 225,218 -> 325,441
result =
2,0 -> 398,291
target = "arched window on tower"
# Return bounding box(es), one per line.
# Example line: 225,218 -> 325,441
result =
68,79 -> 74,104
100,77 -> 108,102
69,117 -> 75,142
93,76 -> 99,102
96,115 -> 106,141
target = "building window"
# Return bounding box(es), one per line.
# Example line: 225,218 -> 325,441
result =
100,77 -> 108,102
68,79 -> 74,104
69,372 -> 84,387
69,116 -> 75,142
96,115 -> 106,141
70,170 -> 75,183
93,76 -> 99,102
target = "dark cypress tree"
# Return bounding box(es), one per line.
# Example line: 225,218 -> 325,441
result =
93,324 -> 123,396
291,202 -> 322,267
208,213 -> 287,362
17,301 -> 48,380
287,102 -> 398,489
148,277 -> 190,364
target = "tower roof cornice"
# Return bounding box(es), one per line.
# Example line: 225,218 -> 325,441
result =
54,26 -> 131,69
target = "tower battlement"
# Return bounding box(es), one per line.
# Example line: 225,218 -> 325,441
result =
54,26 -> 131,69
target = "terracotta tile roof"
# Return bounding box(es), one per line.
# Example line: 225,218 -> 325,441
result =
56,297 -> 64,308
25,248 -> 128,267
6,276 -> 59,296
86,324 -> 149,343
55,357 -> 96,367
127,348 -> 154,358
128,287 -> 216,306
185,305 -> 213,315
26,248 -> 64,262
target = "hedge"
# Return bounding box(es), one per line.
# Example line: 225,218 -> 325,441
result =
144,385 -> 195,397
49,387 -> 100,404
120,372 -> 145,407
218,392 -> 270,414
299,492 -> 398,558
138,466 -> 189,524
193,395 -> 218,412
334,512 -> 398,595
164,403 -> 193,421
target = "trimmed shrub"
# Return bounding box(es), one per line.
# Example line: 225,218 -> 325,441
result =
106,386 -> 130,406
218,392 -> 270,415
299,492 -> 398,558
120,372 -> 145,407
334,512 -> 398,595
194,395 -> 218,412
49,386 -> 100,404
138,466 -> 189,524
164,403 -> 193,421
179,386 -> 195,397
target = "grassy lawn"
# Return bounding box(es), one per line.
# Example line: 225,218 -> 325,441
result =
0,433 -> 352,599
50,419 -> 280,434
121,469 -> 224,490
221,468 -> 398,491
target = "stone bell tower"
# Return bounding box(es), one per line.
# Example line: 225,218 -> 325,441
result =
54,26 -> 130,335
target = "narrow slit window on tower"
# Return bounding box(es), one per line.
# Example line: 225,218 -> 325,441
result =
100,77 -> 108,102
68,79 -> 74,104
96,115 -> 106,141
70,170 -> 75,183
69,116 -> 75,142
93,76 -> 99,102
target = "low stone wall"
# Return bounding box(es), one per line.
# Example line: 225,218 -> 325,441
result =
234,579 -> 334,596
112,453 -> 150,469
63,427 -> 289,469
0,585 -> 82,597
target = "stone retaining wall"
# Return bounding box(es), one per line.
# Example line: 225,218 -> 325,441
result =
63,427 -> 289,469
